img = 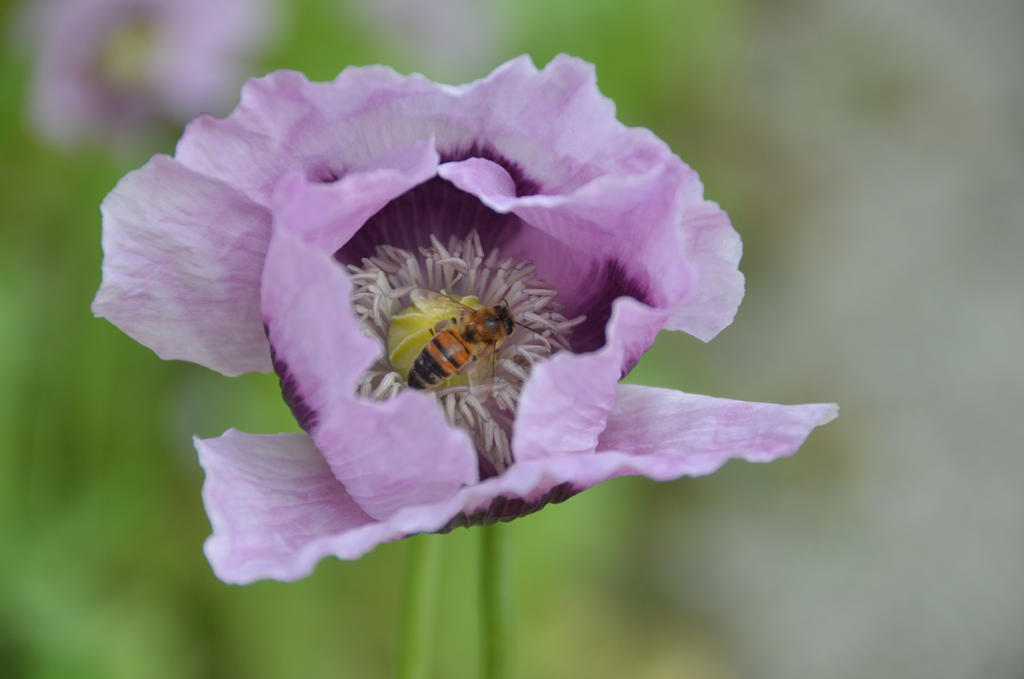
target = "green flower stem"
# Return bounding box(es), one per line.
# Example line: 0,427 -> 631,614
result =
396,534 -> 442,679
480,523 -> 514,679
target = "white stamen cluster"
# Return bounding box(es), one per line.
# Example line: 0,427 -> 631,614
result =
347,231 -> 584,473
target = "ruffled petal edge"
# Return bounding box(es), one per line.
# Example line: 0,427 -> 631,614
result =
92,154 -> 273,376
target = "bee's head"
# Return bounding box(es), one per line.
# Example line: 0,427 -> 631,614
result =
495,304 -> 515,335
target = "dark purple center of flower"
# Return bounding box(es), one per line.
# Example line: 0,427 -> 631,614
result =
334,145 -> 537,264
568,259 -> 650,361
336,176 -> 522,267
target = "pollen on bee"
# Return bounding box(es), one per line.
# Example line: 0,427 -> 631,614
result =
347,231 -> 583,475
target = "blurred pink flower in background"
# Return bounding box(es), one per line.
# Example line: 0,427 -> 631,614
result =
92,55 -> 837,583
25,0 -> 276,149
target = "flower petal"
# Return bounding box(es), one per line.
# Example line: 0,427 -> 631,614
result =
597,384 -> 839,473
174,54 -> 674,206
436,156 -> 522,212
196,391 -> 836,583
260,216 -> 478,521
196,429 -> 398,584
512,297 -> 668,462
662,201 -> 745,342
422,389 -> 836,530
271,137 -> 440,253
92,155 -> 272,376
439,154 -> 742,343
174,66 -> 442,205
445,54 -> 675,195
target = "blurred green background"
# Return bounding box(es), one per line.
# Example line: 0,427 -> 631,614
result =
2,0 -> 1022,677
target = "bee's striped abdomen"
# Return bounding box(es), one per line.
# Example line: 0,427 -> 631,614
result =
408,330 -> 473,389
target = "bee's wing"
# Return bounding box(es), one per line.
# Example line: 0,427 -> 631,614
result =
464,342 -> 497,402
410,289 -> 474,322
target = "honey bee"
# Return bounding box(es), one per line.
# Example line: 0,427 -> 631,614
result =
406,289 -> 515,392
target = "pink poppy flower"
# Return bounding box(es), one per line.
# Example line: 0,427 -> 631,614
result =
93,55 -> 837,583
26,0 -> 274,148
